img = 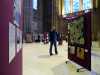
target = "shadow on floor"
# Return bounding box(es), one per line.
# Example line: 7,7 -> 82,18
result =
92,52 -> 100,58
52,62 -> 72,75
51,62 -> 99,75
38,55 -> 50,59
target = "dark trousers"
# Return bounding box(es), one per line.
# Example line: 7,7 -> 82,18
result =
49,41 -> 58,54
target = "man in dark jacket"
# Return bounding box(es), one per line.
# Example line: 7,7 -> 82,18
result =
49,28 -> 58,56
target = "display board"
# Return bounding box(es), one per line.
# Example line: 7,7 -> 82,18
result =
68,12 -> 91,71
9,0 -> 22,63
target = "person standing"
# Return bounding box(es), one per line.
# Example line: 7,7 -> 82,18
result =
49,27 -> 58,56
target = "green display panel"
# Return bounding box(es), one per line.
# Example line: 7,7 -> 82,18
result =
68,12 -> 91,71
69,17 -> 84,45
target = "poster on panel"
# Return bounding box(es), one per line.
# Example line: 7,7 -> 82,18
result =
9,22 -> 16,63
13,0 -> 21,26
69,17 -> 84,44
17,28 -> 22,53
19,30 -> 22,50
17,28 -> 20,53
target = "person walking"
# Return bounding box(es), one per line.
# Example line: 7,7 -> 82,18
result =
49,27 -> 58,56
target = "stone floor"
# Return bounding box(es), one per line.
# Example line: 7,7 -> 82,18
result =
23,41 -> 100,75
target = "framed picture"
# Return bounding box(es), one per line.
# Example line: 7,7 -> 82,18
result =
9,22 -> 16,63
17,28 -> 22,53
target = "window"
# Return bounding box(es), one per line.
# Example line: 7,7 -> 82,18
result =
33,0 -> 37,10
64,0 -> 70,15
63,0 -> 92,17
73,0 -> 79,12
83,0 -> 92,10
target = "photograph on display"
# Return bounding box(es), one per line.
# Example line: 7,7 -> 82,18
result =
9,22 -> 16,63
17,28 -> 20,52
13,0 -> 21,26
76,47 -> 85,60
69,16 -> 84,45
19,30 -> 22,50
69,46 -> 75,54
17,28 -> 22,53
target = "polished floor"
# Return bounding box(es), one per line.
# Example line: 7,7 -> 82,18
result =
23,41 -> 100,75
